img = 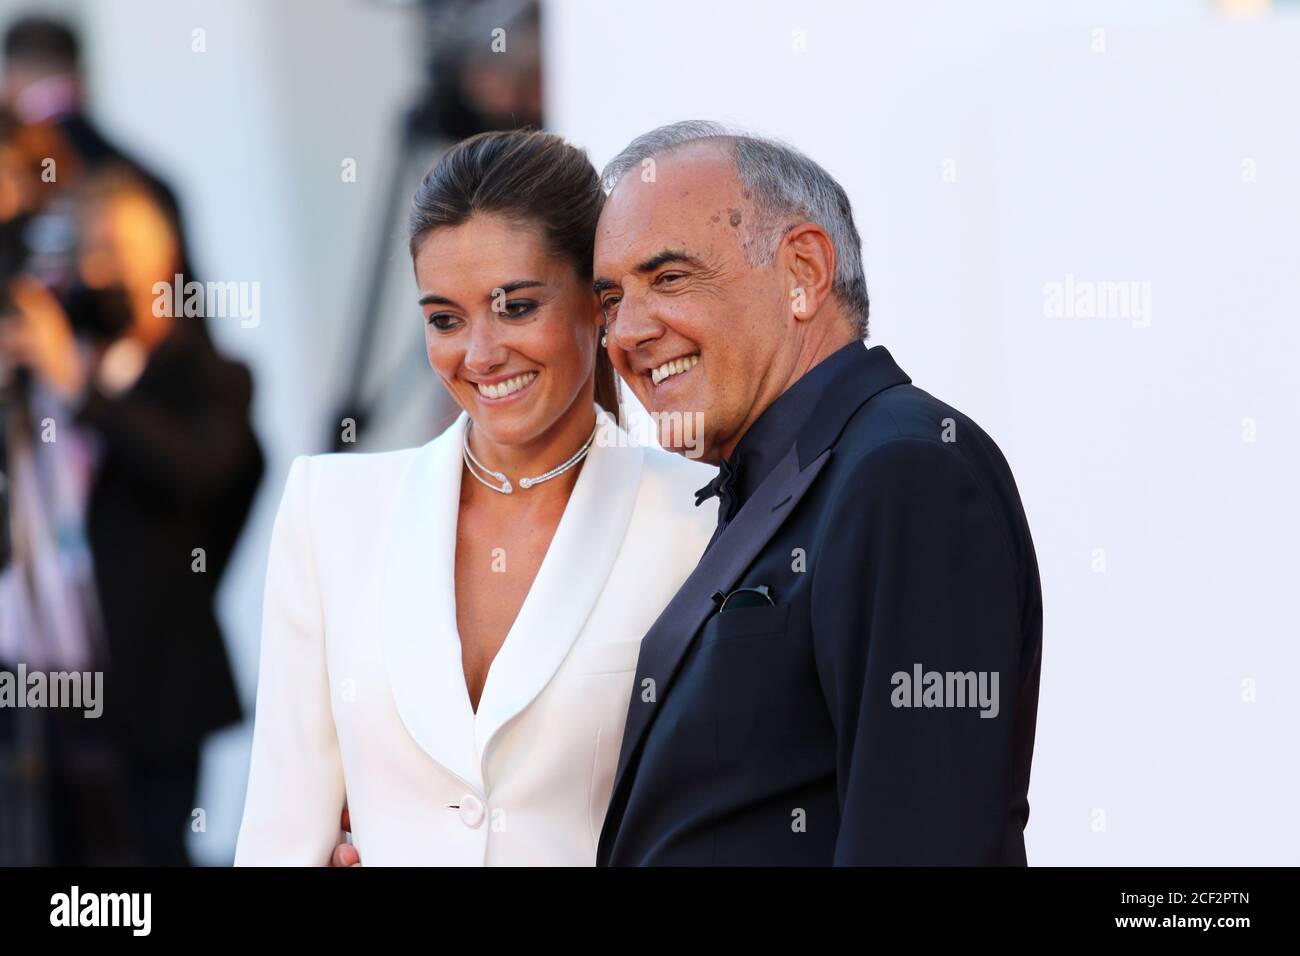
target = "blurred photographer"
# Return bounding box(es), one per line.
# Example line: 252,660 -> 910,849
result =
0,106 -> 106,864
0,162 -> 264,865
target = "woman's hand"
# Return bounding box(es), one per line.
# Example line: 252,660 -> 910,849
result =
0,275 -> 88,403
330,805 -> 361,866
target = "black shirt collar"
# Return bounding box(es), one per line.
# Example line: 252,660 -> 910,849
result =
695,339 -> 868,519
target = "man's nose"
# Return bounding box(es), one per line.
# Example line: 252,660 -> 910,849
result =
609,291 -> 664,352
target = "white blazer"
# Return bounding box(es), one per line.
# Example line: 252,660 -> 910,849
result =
234,408 -> 715,865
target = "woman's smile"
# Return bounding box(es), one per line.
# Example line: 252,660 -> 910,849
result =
469,369 -> 539,404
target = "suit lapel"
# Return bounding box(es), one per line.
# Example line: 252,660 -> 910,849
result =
605,442 -> 833,813
473,409 -> 643,766
382,408 -> 643,793
382,412 -> 481,791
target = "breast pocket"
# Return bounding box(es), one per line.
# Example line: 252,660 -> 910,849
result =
699,603 -> 803,765
703,601 -> 792,644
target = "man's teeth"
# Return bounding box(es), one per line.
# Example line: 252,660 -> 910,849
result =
477,371 -> 537,399
650,354 -> 700,386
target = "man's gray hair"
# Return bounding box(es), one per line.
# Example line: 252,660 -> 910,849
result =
601,120 -> 869,337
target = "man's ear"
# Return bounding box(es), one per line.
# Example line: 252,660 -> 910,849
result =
780,222 -> 836,322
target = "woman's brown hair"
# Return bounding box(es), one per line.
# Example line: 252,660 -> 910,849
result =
408,129 -> 618,418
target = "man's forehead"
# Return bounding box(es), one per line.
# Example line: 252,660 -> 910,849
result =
607,143 -> 739,208
596,146 -> 746,261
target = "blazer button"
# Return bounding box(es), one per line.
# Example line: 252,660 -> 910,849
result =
458,794 -> 485,828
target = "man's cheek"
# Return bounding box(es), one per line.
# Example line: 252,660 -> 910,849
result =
618,364 -> 647,398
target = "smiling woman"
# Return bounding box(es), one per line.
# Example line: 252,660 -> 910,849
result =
234,129 -> 717,866
412,212 -> 599,454
409,130 -> 619,423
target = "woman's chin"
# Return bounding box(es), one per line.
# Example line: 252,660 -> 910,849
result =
468,401 -> 546,447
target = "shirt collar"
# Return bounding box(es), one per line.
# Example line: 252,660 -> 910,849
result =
704,339 -> 868,514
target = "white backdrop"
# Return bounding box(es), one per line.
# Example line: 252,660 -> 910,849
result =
544,0 -> 1300,865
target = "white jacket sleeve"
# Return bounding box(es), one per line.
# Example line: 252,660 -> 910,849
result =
234,454 -> 346,865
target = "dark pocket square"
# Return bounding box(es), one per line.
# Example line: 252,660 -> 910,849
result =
712,583 -> 774,613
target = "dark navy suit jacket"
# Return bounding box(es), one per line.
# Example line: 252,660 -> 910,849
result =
597,343 -> 1042,865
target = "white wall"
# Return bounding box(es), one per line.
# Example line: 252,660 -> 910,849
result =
544,0 -> 1300,864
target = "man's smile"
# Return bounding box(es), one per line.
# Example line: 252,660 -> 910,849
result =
649,352 -> 700,387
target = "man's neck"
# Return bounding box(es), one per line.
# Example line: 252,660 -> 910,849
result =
717,322 -> 857,462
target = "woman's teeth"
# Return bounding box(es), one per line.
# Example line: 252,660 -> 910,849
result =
650,354 -> 700,386
477,371 -> 537,399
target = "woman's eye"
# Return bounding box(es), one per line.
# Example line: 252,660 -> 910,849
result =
427,313 -> 460,331
502,300 -> 538,319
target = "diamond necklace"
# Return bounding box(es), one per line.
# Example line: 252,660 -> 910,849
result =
461,418 -> 598,494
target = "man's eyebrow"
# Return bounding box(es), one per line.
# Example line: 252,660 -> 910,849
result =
418,279 -> 545,307
592,249 -> 706,295
636,249 -> 706,273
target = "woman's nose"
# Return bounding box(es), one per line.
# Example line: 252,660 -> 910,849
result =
464,317 -> 507,372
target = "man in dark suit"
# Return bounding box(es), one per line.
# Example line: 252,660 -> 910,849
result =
593,121 -> 1042,865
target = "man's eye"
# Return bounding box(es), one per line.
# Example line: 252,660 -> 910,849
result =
656,272 -> 686,286
600,296 -> 621,318
427,313 -> 460,331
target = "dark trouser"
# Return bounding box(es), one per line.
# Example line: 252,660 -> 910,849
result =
118,746 -> 200,866
40,703 -> 130,865
42,706 -> 200,866
3,690 -> 200,866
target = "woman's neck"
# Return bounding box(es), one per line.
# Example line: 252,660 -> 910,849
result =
463,398 -> 598,507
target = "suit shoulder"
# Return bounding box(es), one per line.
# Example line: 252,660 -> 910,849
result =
294,444 -> 423,503
829,386 -> 1028,542
844,383 -> 961,441
834,383 -> 1000,465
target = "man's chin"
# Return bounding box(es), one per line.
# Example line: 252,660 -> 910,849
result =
649,406 -> 711,461
642,390 -> 695,422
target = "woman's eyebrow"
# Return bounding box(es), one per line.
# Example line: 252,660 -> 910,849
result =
418,292 -> 457,306
494,279 -> 546,295
418,279 -> 545,307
